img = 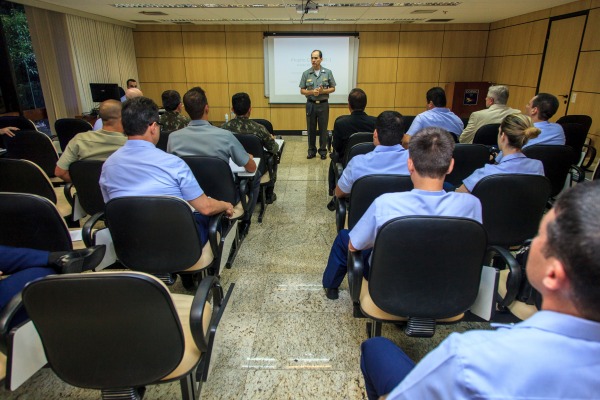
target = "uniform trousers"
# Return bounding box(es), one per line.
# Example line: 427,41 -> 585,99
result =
322,229 -> 372,289
306,101 -> 329,156
360,337 -> 416,400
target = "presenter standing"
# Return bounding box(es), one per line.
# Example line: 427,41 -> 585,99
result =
300,50 -> 336,159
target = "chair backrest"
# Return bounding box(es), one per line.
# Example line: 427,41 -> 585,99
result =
445,144 -> 490,187
560,122 -> 588,161
251,118 -> 274,136
181,156 -> 238,204
368,216 -> 487,318
69,160 -> 105,216
346,142 -> 375,165
593,162 -> 600,181
473,123 -> 500,146
401,115 -> 415,133
556,114 -> 592,134
522,144 -> 576,198
343,132 -> 373,166
3,130 -> 59,177
156,129 -> 174,152
0,158 -> 57,203
471,174 -> 551,247
348,174 -> 413,230
0,116 -> 36,131
0,192 -> 72,251
54,118 -> 92,152
105,196 -> 203,274
234,133 -> 266,174
22,272 -> 185,389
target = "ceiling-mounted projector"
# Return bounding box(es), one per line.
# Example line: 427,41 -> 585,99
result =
296,2 -> 319,14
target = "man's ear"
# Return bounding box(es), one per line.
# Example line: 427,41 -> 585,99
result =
543,258 -> 569,293
407,157 -> 415,174
446,158 -> 455,175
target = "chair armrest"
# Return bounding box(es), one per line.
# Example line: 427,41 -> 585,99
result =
207,212 -> 223,262
486,245 -> 522,309
569,164 -> 586,184
347,250 -> 364,303
189,276 -> 225,352
82,211 -> 104,247
236,177 -> 251,213
335,197 -> 347,233
334,162 -> 343,182
0,292 -> 23,354
63,183 -> 75,208
582,144 -> 596,171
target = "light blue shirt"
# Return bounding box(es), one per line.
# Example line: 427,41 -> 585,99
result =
100,140 -> 203,202
387,311 -> 600,399
349,189 -> 482,250
463,152 -> 545,192
167,120 -> 250,167
93,118 -> 103,131
496,121 -> 566,162
337,145 -> 410,194
524,121 -> 566,147
407,108 -> 464,136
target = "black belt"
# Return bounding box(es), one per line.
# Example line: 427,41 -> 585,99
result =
308,99 -> 328,104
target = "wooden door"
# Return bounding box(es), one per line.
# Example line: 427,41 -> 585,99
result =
538,15 -> 587,119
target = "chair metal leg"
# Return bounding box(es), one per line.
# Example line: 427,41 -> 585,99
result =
366,320 -> 382,338
101,387 -> 144,400
226,226 -> 241,269
405,317 -> 436,337
179,373 -> 198,400
258,185 -> 267,223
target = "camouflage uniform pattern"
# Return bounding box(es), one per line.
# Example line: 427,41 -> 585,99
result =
159,111 -> 190,132
222,117 -> 279,155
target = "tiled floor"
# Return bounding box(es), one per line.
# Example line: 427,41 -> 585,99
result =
2,136 -> 489,399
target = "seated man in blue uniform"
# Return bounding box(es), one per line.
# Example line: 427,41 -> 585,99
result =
404,87 -> 464,145
0,245 -> 105,327
167,86 -> 258,237
322,127 -> 482,300
360,180 -> 600,400
100,97 -> 234,246
334,110 -> 410,201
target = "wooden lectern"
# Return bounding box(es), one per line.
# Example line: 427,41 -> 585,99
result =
445,82 -> 492,119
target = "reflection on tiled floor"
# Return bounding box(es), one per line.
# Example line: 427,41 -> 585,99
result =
2,136 -> 489,399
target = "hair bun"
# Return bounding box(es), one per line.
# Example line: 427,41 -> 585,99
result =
524,126 -> 541,139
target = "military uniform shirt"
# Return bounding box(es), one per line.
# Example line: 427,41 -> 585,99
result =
222,117 -> 279,155
56,129 -> 126,170
299,67 -> 336,101
159,110 -> 190,132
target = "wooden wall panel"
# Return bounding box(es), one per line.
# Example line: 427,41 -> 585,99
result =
442,31 -> 488,57
141,82 -> 190,107
357,58 -> 397,83
227,59 -> 264,83
182,32 -> 227,58
356,84 -> 396,108
186,83 -> 230,108
138,58 -> 186,82
228,83 -> 269,108
396,58 -> 441,82
133,32 -> 183,57
439,58 -> 485,82
582,8 -> 600,51
270,107 -> 307,130
185,58 -> 228,82
358,31 -> 399,57
398,32 -> 444,57
395,83 -> 435,108
573,51 -> 600,92
225,31 -> 263,57
528,20 -> 549,53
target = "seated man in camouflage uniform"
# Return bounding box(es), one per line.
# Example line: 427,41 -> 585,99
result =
222,92 -> 279,204
159,89 -> 191,131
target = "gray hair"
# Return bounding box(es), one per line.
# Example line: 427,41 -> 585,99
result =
487,85 -> 509,105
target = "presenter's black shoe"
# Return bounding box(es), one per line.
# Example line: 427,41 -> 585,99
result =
307,153 -> 316,159
320,154 -> 327,160
325,288 -> 339,300
53,245 -> 107,274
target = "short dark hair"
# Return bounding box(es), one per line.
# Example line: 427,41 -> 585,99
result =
161,90 -> 182,112
408,127 -> 455,179
121,96 -> 159,137
348,88 -> 367,112
183,86 -> 208,120
312,49 -> 322,58
375,111 -> 404,146
532,93 -> 559,120
544,180 -> 600,321
126,79 -> 137,87
426,87 -> 447,107
232,92 -> 251,116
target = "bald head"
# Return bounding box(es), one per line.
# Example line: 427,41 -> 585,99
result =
99,100 -> 122,122
125,88 -> 143,100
